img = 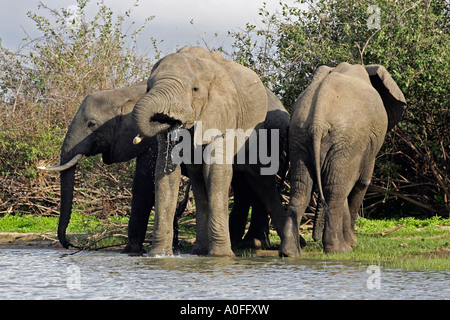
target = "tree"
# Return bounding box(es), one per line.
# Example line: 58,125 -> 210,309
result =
230,0 -> 449,217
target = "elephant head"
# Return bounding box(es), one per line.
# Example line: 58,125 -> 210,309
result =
132,46 -> 267,144
39,83 -> 152,248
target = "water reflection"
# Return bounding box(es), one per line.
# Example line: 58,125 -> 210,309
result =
0,248 -> 448,300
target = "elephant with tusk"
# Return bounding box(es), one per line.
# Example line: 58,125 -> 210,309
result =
38,83 -> 158,252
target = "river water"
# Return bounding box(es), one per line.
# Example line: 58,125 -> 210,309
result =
0,248 -> 448,300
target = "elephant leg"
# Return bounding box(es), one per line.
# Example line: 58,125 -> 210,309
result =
229,175 -> 252,247
245,173 -> 301,257
346,160 -> 375,246
230,174 -> 269,248
321,189 -> 352,253
242,197 -> 270,248
321,164 -> 360,253
203,162 -> 235,257
188,164 -> 210,256
288,154 -> 314,245
150,140 -> 182,257
122,150 -> 156,255
173,181 -> 191,252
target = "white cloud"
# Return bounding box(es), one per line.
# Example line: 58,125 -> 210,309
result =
0,0 -> 298,54
109,0 -> 292,53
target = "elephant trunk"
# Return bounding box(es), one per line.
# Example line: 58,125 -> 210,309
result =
39,152 -> 80,248
132,93 -> 175,138
58,164 -> 77,248
45,120 -> 93,248
57,130 -> 88,248
56,120 -> 97,248
132,84 -> 192,139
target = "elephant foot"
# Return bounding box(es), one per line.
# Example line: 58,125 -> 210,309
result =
323,242 -> 353,254
323,230 -> 354,253
279,243 -> 302,257
191,246 -> 208,256
278,234 -> 307,257
121,241 -> 146,256
238,236 -> 270,249
191,242 -> 209,256
344,231 -> 356,247
278,215 -> 302,257
279,235 -> 302,257
208,247 -> 236,257
149,246 -> 173,257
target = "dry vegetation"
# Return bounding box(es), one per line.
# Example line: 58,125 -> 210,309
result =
0,1 -> 155,219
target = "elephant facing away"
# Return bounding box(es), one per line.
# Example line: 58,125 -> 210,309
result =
287,63 -> 406,255
132,46 -> 296,257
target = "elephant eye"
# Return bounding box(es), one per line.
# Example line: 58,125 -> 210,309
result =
87,120 -> 98,130
193,87 -> 199,92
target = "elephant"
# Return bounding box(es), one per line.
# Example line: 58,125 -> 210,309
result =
132,46 -> 296,257
38,83 -> 158,253
38,81 -> 287,255
286,62 -> 406,255
229,88 -> 290,249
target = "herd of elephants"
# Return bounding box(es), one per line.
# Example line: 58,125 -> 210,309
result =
39,46 -> 407,257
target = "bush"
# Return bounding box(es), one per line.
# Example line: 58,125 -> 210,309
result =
0,0 -> 157,216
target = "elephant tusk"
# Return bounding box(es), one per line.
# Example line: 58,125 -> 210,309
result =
37,154 -> 83,172
133,134 -> 143,145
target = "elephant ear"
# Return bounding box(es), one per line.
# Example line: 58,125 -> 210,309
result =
115,82 -> 147,114
194,58 -> 240,145
365,65 -> 407,131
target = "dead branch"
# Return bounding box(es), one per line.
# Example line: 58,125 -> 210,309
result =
368,184 -> 434,212
380,223 -> 405,236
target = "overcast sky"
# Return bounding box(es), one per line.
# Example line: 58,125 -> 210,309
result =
0,0 -> 300,55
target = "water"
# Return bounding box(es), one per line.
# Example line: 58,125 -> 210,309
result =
0,248 -> 448,300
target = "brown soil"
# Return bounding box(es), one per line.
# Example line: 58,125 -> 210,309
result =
420,247 -> 450,258
0,232 -> 62,249
0,232 -> 283,257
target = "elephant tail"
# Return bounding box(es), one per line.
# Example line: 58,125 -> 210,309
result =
311,127 -> 329,241
312,127 -> 327,205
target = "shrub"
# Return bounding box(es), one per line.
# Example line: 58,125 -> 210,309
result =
0,0 -> 157,216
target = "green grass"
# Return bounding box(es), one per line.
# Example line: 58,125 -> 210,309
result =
294,216 -> 450,270
0,213 -> 131,250
0,212 -> 128,234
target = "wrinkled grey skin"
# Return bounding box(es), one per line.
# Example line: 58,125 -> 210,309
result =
287,63 -> 406,255
132,46 -> 295,257
42,83 -> 158,252
229,89 -> 290,249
